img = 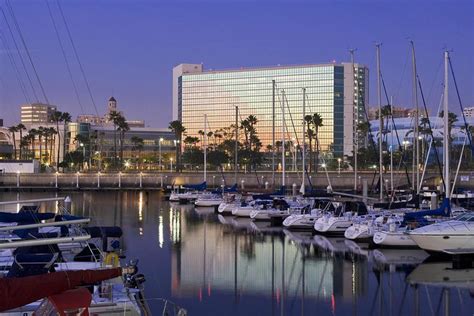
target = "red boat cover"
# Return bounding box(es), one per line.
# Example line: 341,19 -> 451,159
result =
49,288 -> 92,316
0,268 -> 121,312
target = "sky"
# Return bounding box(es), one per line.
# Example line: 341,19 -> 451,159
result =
0,0 -> 473,128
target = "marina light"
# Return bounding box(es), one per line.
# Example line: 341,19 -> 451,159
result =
321,163 -> 327,168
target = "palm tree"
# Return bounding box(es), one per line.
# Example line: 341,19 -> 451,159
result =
52,111 -> 71,169
37,126 -> 46,164
17,123 -> 26,159
304,115 -> 314,172
311,113 -> 324,171
108,110 -> 123,166
28,128 -> 38,159
168,120 -> 186,172
117,117 -> 129,167
131,136 -> 144,169
8,126 -> 18,159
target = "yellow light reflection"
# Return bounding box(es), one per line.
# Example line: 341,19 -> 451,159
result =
158,215 -> 164,248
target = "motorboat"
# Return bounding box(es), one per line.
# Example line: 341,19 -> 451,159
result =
169,181 -> 207,203
282,199 -> 332,230
249,198 -> 310,221
314,201 -> 368,235
232,199 -> 272,217
408,212 -> 474,254
194,193 -> 223,207
345,213 -> 403,242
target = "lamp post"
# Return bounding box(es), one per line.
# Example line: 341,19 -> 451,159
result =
170,158 -> 173,172
337,158 -> 342,175
80,143 -> 85,170
159,138 -> 163,171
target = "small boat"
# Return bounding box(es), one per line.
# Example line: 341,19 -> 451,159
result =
314,201 -> 368,235
232,199 -> 272,217
408,211 -> 474,254
249,198 -> 306,221
194,193 -> 223,207
345,213 -> 403,242
169,182 -> 207,203
283,199 -> 332,230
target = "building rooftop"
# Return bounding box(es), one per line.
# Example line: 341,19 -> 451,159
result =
180,62 -> 366,75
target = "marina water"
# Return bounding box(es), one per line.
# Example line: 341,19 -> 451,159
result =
1,191 -> 472,315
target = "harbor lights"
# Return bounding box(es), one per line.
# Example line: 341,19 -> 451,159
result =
337,158 -> 342,174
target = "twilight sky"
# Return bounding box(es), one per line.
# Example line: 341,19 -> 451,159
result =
0,0 -> 473,127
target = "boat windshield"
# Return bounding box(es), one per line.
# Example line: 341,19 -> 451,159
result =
453,213 -> 474,222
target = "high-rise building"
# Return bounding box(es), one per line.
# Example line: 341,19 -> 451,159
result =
20,103 -> 57,124
173,62 -> 368,157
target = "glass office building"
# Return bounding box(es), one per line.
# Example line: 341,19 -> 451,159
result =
173,63 -> 368,157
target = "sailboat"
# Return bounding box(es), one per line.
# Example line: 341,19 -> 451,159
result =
408,51 -> 474,255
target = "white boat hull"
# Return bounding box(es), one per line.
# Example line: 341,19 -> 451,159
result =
283,215 -> 318,229
408,234 -> 474,253
314,218 -> 352,234
232,206 -> 255,217
373,230 -> 418,248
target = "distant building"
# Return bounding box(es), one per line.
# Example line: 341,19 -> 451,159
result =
77,114 -> 103,125
66,123 -> 176,170
173,62 -> 369,157
76,97 -> 145,128
368,106 -> 414,120
463,107 -> 474,118
21,103 -> 57,124
0,119 -> 3,127
0,126 -> 13,159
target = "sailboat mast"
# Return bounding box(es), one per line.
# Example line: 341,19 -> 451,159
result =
272,80 -> 276,187
411,41 -> 420,194
235,106 -> 238,184
350,48 -> 358,192
376,43 -> 384,201
443,51 -> 450,199
204,114 -> 207,183
302,88 -> 306,194
282,90 -> 286,187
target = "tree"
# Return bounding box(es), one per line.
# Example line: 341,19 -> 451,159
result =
131,136 -> 144,169
108,110 -> 123,166
184,136 -> 199,148
311,113 -> 324,171
17,123 -> 26,159
52,111 -> 71,169
304,115 -> 314,172
439,110 -> 458,140
239,115 -> 263,171
168,120 -> 186,171
117,117 -> 130,167
8,126 -> 18,159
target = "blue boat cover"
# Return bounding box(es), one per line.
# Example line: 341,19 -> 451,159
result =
0,212 -> 55,223
182,181 -> 207,191
403,198 -> 451,223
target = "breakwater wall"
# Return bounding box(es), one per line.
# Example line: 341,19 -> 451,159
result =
0,171 -> 465,191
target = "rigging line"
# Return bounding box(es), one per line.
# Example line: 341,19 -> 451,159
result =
418,76 -> 445,192
56,0 -> 100,117
45,0 -> 85,114
0,31 -> 30,102
0,6 -> 38,102
448,56 -> 474,153
5,0 -> 49,104
392,45 -> 410,103
380,73 -> 412,191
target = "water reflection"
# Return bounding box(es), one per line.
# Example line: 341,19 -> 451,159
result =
0,191 -> 472,315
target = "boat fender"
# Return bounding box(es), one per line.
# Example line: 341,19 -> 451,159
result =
104,252 -> 120,267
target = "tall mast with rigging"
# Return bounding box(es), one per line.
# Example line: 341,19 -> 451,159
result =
376,43 -> 384,201
443,51 -> 450,199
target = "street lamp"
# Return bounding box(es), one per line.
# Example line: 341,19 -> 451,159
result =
159,138 -> 164,171
79,143 -> 85,171
337,158 -> 342,175
170,157 -> 173,172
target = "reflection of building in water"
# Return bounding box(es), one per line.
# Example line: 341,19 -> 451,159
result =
171,212 -> 367,302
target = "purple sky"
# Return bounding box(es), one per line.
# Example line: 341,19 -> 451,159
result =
1,0 -> 473,128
